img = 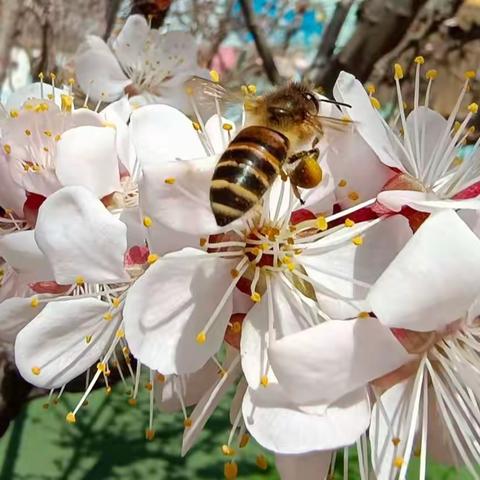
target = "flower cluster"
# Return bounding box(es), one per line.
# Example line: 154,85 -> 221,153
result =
1,17 -> 480,480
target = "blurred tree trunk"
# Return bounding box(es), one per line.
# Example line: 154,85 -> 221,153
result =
306,0 -> 354,83
310,0 -> 428,93
0,0 -> 23,86
104,0 -> 122,40
238,0 -> 281,85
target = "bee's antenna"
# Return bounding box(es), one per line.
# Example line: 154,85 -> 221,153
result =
320,99 -> 352,109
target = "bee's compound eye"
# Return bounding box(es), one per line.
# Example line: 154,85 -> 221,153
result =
303,92 -> 319,114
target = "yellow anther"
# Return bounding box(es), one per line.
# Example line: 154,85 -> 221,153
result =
244,99 -> 256,111
348,191 -> 359,201
50,72 -> 56,80
38,72 -> 44,80
196,331 -> 207,344
224,461 -> 238,479
112,297 -> 121,308
3,144 -> 11,155
452,156 -> 463,167
43,147 -> 49,152
239,433 -> 250,448
370,97 -> 381,109
251,292 -> 261,303
453,120 -> 461,132
250,247 -> 260,256
183,417 -> 193,428
143,216 -> 153,227
247,84 -> 257,94
68,78 -> 75,85
46,95 -> 53,101
465,70 -> 476,80
164,177 -> 176,184
116,329 -> 125,338
25,129 -> 31,136
32,163 -> 41,172
358,311 -> 370,318
392,437 -> 401,446
426,69 -> 438,80
9,109 -> 19,118
352,235 -> 363,246
256,455 -> 268,470
230,268 -> 239,278
102,121 -> 117,129
240,85 -> 248,95
287,262 -> 295,271
394,63 -> 404,80
414,56 -> 425,64
468,102 -> 479,114
75,275 -> 85,285
294,248 -> 303,255
54,134 -> 61,142
261,243 -> 269,250
222,444 -> 236,456
199,237 -> 207,247
103,312 -> 113,321
210,70 -> 220,82
393,456 -> 404,468
97,362 -> 106,372
24,103 -> 33,111
105,386 -> 112,395
145,429 -> 155,441
260,375 -> 269,387
344,218 -> 355,228
222,123 -> 233,131
192,121 -> 201,131
315,216 -> 328,231
147,253 -> 159,264
156,373 -> 166,383
85,335 -> 92,344
338,179 -> 347,187
30,297 -> 39,308
232,321 -> 242,333
61,94 -> 73,112
128,398 -> 137,407
145,382 -> 153,391
366,84 -> 376,95
43,130 -> 52,137
66,412 -> 76,424
122,346 -> 130,356
31,366 -> 41,376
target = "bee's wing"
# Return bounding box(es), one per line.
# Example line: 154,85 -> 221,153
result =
306,114 -> 356,135
185,76 -> 248,114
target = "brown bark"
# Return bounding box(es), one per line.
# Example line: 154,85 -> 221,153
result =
0,0 -> 24,86
311,0 -> 429,93
104,0 -> 122,40
238,0 -> 282,85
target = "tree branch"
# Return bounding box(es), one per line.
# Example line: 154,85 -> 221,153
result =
238,0 -> 281,85
104,0 -> 122,41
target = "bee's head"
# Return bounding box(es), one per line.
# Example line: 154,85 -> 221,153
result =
263,83 -> 319,129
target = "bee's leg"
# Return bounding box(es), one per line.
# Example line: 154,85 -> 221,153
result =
312,136 -> 320,148
279,167 -> 288,181
291,183 -> 305,205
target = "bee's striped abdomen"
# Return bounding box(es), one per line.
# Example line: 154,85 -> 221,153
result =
210,126 -> 289,226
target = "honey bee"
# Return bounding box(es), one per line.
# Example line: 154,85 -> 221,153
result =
187,78 -> 351,226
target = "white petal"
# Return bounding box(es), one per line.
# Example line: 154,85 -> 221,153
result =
205,115 -> 236,154
182,354 -> 241,455
155,360 -> 219,412
370,379 -> 413,480
15,298 -> 115,388
0,296 -> 46,343
326,131 -> 394,209
368,210 -> 480,331
5,82 -> 65,110
112,15 -> 149,71
269,317 -> 411,406
243,385 -> 370,454
0,266 -> 33,302
70,108 -> 104,128
275,451 -> 332,480
0,161 -> 26,216
334,72 -> 404,171
139,159 -> 224,253
118,207 -> 146,247
55,126 -> 121,197
301,216 -> 412,318
241,276 -> 320,389
124,248 -> 235,375
406,107 -> 448,176
0,230 -> 53,282
35,186 -> 128,284
75,35 -> 130,102
130,105 -> 205,168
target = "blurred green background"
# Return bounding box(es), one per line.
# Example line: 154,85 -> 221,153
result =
0,382 -> 471,480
